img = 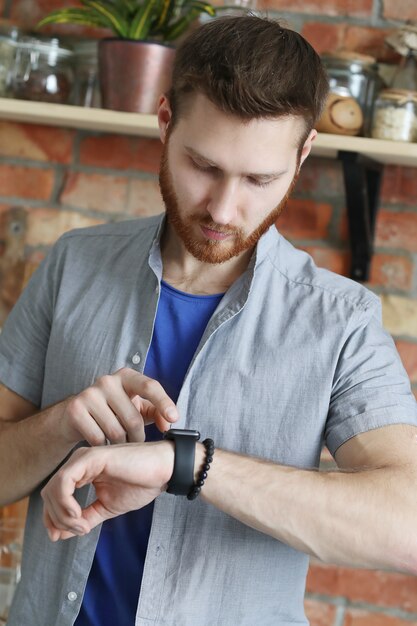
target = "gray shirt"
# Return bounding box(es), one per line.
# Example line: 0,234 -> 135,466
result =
2,214 -> 416,626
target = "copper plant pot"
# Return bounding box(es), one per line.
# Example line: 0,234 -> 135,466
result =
98,39 -> 176,114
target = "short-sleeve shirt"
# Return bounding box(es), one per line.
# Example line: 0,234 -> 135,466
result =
3,214 -> 417,626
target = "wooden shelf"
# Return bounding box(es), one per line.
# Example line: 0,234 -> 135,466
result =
1,97 -> 417,167
0,97 -> 159,138
312,133 -> 417,168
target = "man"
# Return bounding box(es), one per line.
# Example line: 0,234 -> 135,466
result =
1,15 -> 417,626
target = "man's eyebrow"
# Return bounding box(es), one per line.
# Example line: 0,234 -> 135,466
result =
186,147 -> 218,167
185,146 -> 288,180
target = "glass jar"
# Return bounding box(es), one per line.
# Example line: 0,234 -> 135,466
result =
371,89 -> 417,142
390,52 -> 417,92
0,24 -> 20,97
321,51 -> 382,136
72,40 -> 101,107
317,86 -> 364,135
10,36 -> 74,104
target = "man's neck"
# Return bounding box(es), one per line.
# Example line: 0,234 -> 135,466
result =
160,223 -> 253,295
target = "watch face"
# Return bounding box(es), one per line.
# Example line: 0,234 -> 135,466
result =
165,428 -> 200,440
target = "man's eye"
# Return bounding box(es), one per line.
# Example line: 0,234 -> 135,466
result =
192,160 -> 217,174
247,177 -> 271,188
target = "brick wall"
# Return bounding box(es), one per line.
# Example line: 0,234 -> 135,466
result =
1,0 -> 417,624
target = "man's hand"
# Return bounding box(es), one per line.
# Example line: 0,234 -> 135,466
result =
41,441 -> 175,541
60,368 -> 179,446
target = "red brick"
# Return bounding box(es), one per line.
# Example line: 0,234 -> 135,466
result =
395,340 -> 417,383
0,206 -> 27,317
127,179 -> 165,216
298,158 -> 343,198
369,253 -> 413,291
79,136 -> 163,173
343,27 -> 398,62
302,246 -> 350,276
381,166 -> 417,206
302,23 -> 346,56
304,599 -> 337,626
60,172 -> 129,213
375,211 -> 417,253
344,608 -> 417,626
277,199 -> 333,240
301,23 -> 397,61
0,122 -> 74,164
0,164 -> 55,200
263,0 -> 372,17
26,208 -> 103,246
383,0 -> 417,20
307,562 -> 417,613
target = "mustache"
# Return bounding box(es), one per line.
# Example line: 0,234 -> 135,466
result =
192,215 -> 242,237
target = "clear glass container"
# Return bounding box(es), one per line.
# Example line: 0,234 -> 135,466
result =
321,51 -> 382,136
0,24 -> 20,97
10,36 -> 74,104
390,52 -> 417,92
371,89 -> 417,142
72,40 -> 101,108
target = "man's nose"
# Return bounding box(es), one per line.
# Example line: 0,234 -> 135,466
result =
206,179 -> 239,225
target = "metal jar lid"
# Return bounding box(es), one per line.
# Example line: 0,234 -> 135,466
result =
322,50 -> 379,74
15,36 -> 73,64
377,88 -> 417,105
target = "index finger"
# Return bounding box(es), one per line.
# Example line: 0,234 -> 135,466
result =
116,368 -> 179,425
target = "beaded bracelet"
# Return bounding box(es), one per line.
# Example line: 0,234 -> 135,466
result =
187,438 -> 215,501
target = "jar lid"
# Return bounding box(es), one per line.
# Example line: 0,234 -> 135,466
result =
16,36 -> 73,58
322,50 -> 378,72
378,88 -> 417,104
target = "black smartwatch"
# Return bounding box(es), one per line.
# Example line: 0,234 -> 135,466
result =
163,428 -> 200,496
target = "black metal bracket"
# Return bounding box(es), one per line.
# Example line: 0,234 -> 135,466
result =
337,150 -> 384,282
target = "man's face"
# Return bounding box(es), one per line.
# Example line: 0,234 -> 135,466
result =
158,94 -> 313,265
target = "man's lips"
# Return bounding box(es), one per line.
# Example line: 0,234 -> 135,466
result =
200,225 -> 233,241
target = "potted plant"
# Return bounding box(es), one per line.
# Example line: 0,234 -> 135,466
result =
37,0 -> 218,113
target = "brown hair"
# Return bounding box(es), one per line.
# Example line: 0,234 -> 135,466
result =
167,15 -> 329,144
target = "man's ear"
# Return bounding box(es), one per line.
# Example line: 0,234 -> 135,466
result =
157,95 -> 172,144
299,129 -> 317,168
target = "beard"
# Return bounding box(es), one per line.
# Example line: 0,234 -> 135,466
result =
158,140 -> 299,265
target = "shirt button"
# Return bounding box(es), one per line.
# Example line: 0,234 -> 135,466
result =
131,353 -> 141,365
67,591 -> 78,602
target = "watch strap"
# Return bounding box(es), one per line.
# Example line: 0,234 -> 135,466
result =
164,430 -> 199,495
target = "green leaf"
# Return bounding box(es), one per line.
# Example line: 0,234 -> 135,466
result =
189,1 -> 216,16
81,0 -> 129,36
153,0 -> 174,32
163,9 -> 199,40
128,0 -> 159,40
114,0 -> 137,17
37,7 -> 108,29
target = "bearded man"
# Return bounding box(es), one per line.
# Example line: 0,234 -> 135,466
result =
1,15 -> 417,626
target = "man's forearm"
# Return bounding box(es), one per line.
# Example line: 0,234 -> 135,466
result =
0,403 -> 74,506
201,447 -> 417,575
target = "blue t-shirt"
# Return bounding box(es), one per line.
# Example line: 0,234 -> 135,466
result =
75,281 -> 224,626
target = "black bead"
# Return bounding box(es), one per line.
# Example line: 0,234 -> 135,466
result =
197,478 -> 205,487
206,456 -> 213,463
203,463 -> 210,471
201,471 -> 208,480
